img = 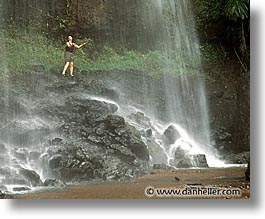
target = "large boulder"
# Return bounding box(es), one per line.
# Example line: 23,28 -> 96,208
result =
190,154 -> 209,168
163,125 -> 181,144
174,146 -> 192,168
49,155 -> 63,170
45,139 -> 149,183
175,146 -> 189,160
19,168 -> 42,187
175,156 -> 193,168
174,147 -> 208,168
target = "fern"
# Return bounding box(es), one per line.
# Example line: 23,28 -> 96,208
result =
225,0 -> 249,21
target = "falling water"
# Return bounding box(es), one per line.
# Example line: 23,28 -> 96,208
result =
115,0 -> 221,166
153,0 -> 220,165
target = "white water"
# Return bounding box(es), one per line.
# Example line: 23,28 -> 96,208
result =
116,0 -> 220,165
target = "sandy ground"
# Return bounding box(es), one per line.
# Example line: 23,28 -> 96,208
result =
16,167 -> 250,199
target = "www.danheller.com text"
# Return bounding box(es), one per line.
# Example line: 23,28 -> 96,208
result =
145,186 -> 241,197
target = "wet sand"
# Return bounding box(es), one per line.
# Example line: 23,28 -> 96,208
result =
16,167 -> 250,199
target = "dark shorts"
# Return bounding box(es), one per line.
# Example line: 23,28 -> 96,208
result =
64,51 -> 74,62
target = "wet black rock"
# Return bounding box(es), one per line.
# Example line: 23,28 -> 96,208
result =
128,141 -> 149,161
224,151 -> 250,164
4,72 -> 150,185
174,148 -> 208,168
45,140 -> 149,183
175,146 -> 189,160
109,144 -> 137,162
190,154 -> 209,168
19,168 -> 42,187
49,155 -> 63,170
43,179 -> 66,187
152,163 -> 174,170
12,186 -> 31,192
46,145 -> 104,181
145,129 -> 152,137
105,115 -> 125,129
163,125 -> 180,144
175,157 -> 193,168
0,69 -> 249,191
89,79 -> 119,100
0,191 -> 14,199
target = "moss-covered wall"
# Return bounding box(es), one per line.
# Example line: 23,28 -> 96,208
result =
0,0 -> 65,24
0,0 -> 164,49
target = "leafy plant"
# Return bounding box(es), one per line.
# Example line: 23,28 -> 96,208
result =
194,0 -> 249,71
225,0 -> 249,67
225,0 -> 249,21
0,26 -> 203,77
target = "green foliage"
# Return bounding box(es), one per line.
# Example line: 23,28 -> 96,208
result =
225,0 -> 249,67
194,0 -> 249,71
0,28 -> 62,72
200,43 -> 228,67
225,0 -> 249,21
194,0 -> 226,31
0,27 -> 201,76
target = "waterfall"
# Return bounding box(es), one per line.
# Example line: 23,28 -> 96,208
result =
152,0 -> 219,165
115,0 -> 221,166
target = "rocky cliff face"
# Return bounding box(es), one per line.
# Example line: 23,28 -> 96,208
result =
0,0 -> 164,49
0,69 -> 249,193
206,68 -> 249,154
0,71 -> 151,192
